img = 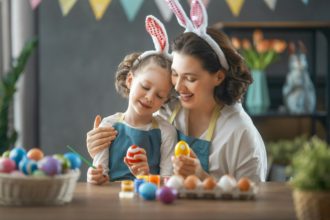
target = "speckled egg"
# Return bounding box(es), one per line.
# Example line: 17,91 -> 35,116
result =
184,175 -> 201,190
237,177 -> 251,192
27,148 -> 44,161
126,145 -> 144,163
64,152 -> 81,169
202,176 -> 217,190
165,175 -> 184,190
9,147 -> 26,166
139,182 -> 157,200
218,175 -> 237,193
174,141 -> 190,157
156,186 -> 177,204
38,156 -> 62,176
0,158 -> 16,173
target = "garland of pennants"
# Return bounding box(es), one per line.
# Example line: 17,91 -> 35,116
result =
29,0 -> 311,21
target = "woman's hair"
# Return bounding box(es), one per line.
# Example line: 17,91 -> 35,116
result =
115,53 -> 172,98
172,28 -> 252,105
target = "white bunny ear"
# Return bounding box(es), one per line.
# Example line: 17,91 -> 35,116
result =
145,15 -> 169,54
190,0 -> 208,34
165,0 -> 193,31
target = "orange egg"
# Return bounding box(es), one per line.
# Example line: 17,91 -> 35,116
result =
237,177 -> 251,192
202,177 -> 217,190
27,148 -> 44,161
184,175 -> 200,190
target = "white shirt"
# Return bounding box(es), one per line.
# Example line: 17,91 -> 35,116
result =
158,99 -> 268,182
93,113 -> 177,178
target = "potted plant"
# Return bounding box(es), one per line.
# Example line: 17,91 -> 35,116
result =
266,135 -> 307,181
0,38 -> 37,155
288,136 -> 330,220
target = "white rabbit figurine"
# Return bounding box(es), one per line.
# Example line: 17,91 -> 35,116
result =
283,41 -> 316,114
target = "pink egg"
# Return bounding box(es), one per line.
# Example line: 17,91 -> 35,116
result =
0,158 -> 16,173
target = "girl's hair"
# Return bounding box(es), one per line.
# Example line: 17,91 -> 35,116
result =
172,28 -> 252,105
115,53 -> 172,98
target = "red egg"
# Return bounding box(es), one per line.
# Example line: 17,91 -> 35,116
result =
126,145 -> 144,163
27,148 -> 44,161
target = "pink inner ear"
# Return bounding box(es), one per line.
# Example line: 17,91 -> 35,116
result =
146,17 -> 166,51
190,0 -> 203,29
167,0 -> 187,26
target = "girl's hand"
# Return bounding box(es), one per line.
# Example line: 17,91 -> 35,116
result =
86,115 -> 117,158
87,164 -> 109,185
172,149 -> 208,180
124,149 -> 150,176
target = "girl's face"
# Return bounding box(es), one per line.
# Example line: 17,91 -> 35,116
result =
171,52 -> 224,110
126,63 -> 172,117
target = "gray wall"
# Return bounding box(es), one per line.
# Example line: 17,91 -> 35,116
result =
38,0 -> 330,180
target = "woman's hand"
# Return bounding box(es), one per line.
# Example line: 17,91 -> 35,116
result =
86,115 -> 117,158
172,149 -> 208,180
87,164 -> 109,185
124,149 -> 150,176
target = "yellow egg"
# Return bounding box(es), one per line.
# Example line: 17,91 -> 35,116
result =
174,141 -> 190,157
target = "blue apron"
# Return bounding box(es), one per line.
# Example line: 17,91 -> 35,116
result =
108,114 -> 161,181
169,104 -> 221,172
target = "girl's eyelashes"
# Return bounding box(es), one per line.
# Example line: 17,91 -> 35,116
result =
140,83 -> 150,90
186,76 -> 196,82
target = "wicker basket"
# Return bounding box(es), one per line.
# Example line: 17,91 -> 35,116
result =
293,190 -> 330,220
0,170 -> 80,206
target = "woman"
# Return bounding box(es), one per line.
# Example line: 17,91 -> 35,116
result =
86,0 -> 267,183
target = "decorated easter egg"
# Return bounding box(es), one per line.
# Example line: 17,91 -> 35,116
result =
33,170 -> 46,177
2,150 -> 10,158
53,154 -> 71,170
218,175 -> 237,193
9,147 -> 26,166
139,182 -> 157,200
156,186 -> 177,204
64,152 -> 81,169
165,175 -> 184,190
203,176 -> 217,190
126,145 -> 144,163
19,158 -> 38,175
184,175 -> 201,190
27,148 -> 44,161
38,156 -> 62,176
174,141 -> 190,157
0,158 -> 16,173
237,177 -> 251,192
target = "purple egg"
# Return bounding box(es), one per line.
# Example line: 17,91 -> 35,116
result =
156,186 -> 177,204
38,156 -> 62,176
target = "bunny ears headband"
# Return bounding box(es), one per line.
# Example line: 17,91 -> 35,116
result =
165,0 -> 229,70
134,15 -> 171,66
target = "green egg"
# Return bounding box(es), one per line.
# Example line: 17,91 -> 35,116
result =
33,170 -> 46,177
2,150 -> 10,158
53,154 -> 71,171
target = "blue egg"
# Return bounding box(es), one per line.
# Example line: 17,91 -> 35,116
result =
9,147 -> 27,166
64,152 -> 81,169
139,182 -> 157,200
19,158 -> 38,175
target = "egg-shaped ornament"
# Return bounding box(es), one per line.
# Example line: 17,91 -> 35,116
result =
0,158 -> 16,173
126,145 -> 144,164
174,141 -> 190,157
27,148 -> 44,161
156,186 -> 177,204
64,152 -> 81,169
139,182 -> 157,200
38,156 -> 62,176
9,147 -> 27,166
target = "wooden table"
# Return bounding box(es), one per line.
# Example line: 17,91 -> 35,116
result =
0,182 -> 296,220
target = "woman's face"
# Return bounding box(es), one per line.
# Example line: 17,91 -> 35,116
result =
126,63 -> 172,117
171,52 -> 224,110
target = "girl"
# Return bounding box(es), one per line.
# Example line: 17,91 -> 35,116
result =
87,16 -> 177,184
